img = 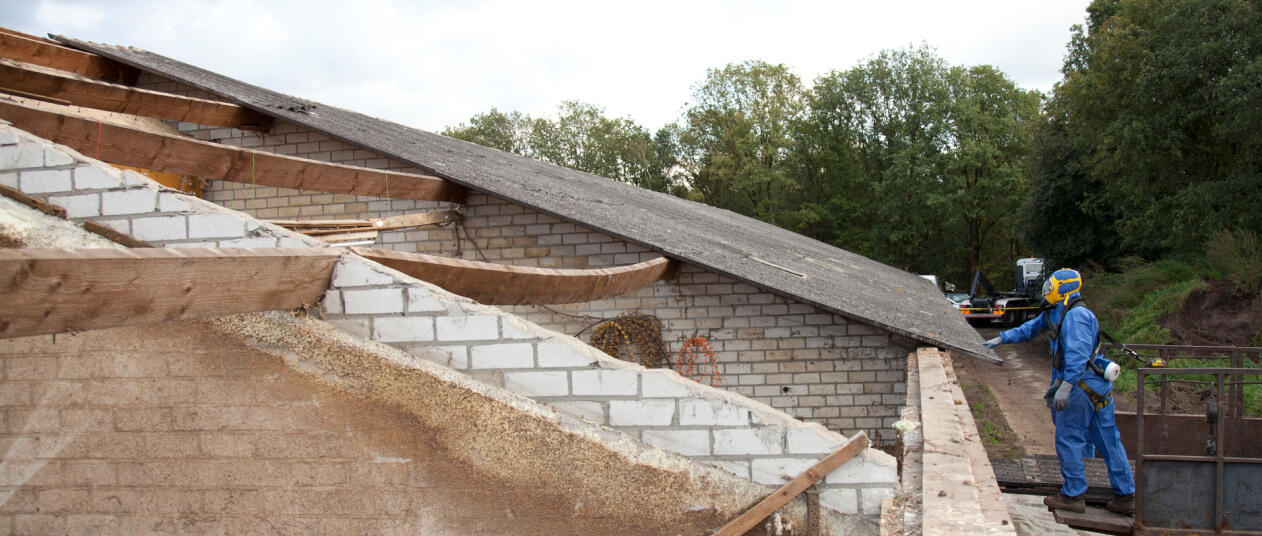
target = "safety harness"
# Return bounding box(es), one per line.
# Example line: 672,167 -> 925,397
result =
1045,296 -> 1113,411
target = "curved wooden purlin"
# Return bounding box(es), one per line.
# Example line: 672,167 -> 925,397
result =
353,248 -> 677,305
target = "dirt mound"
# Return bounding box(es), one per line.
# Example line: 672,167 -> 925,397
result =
1159,280 -> 1262,346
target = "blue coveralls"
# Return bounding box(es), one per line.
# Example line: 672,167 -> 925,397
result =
1000,295 -> 1136,498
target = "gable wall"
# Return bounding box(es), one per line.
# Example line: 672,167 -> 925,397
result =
137,77 -> 911,439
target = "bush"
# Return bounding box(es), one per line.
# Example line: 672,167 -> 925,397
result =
1205,229 -> 1262,293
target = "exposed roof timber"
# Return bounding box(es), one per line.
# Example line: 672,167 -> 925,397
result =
0,98 -> 467,203
0,248 -> 341,339
714,432 -> 870,535
0,58 -> 273,130
354,248 -> 679,305
0,28 -> 138,84
270,210 -> 462,236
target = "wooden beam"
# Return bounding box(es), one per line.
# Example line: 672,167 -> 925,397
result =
0,248 -> 341,339
269,210 -> 461,235
0,98 -> 467,203
0,184 -> 66,219
82,220 -> 152,248
0,58 -> 273,130
353,248 -> 677,305
713,433 -> 871,536
0,29 -> 138,84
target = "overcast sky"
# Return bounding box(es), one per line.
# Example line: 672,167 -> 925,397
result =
3,0 -> 1093,132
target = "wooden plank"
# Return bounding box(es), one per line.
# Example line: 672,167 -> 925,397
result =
0,184 -> 66,219
1052,506 -> 1134,536
0,98 -> 466,203
320,230 -> 378,243
372,210 -> 462,229
0,58 -> 273,130
81,220 -> 152,248
713,433 -> 871,536
0,27 -> 61,47
0,30 -> 138,84
0,248 -> 341,339
354,248 -> 677,305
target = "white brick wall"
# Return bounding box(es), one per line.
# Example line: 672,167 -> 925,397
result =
0,117 -> 902,521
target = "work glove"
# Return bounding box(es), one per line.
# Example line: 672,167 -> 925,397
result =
1043,379 -> 1062,408
983,336 -> 1002,348
1053,381 -> 1073,411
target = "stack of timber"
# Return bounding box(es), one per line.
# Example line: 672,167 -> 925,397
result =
267,210 -> 461,245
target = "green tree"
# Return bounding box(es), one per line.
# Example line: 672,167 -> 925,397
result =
1051,0 -> 1262,259
441,108 -> 532,155
679,60 -> 806,222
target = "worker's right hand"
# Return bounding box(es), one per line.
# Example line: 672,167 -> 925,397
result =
983,337 -> 1002,348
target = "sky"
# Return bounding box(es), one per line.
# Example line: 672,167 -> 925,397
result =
2,0 -> 1094,133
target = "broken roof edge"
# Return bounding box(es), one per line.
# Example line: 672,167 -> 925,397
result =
53,36 -> 1000,365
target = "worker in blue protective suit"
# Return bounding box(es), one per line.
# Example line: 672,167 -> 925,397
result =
983,269 -> 1135,515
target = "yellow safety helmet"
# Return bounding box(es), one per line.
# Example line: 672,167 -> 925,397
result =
1042,268 -> 1082,305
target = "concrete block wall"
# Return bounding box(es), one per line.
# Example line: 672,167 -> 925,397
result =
115,75 -> 915,440
320,254 -> 898,515
1,122 -> 899,518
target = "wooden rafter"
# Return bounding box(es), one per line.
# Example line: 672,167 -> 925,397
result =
0,28 -> 138,84
0,58 -> 273,130
713,432 -> 871,536
0,98 -> 466,203
270,210 -> 462,236
0,248 -> 341,339
354,248 -> 677,305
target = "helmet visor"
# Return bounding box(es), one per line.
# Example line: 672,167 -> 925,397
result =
1042,278 -> 1053,299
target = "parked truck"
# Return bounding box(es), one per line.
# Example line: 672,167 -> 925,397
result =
960,258 -> 1046,327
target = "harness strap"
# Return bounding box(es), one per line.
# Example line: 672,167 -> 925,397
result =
1076,380 -> 1112,411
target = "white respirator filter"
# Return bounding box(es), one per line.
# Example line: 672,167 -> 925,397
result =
1104,361 -> 1121,382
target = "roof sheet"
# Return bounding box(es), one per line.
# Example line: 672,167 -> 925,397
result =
58,37 -> 1000,364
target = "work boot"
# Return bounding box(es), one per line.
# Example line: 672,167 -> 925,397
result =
1043,492 -> 1086,513
1105,494 -> 1135,516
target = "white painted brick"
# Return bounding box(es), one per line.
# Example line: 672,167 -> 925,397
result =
48,193 -> 100,218
641,370 -> 690,398
44,147 -> 74,166
0,131 -> 18,145
73,166 -> 124,189
423,345 -> 468,370
571,369 -> 638,396
436,315 -> 499,341
504,371 -> 568,397
333,259 -> 397,287
96,218 -> 129,234
609,399 -> 675,426
642,430 -> 709,456
0,144 -> 45,169
0,172 -> 15,188
824,449 -> 897,485
342,288 -> 404,315
500,317 -> 536,340
101,189 -> 157,215
131,215 -> 187,241
406,286 -> 445,313
373,316 -> 434,343
713,428 -> 782,456
537,340 -> 597,368
188,213 -> 245,239
820,489 -> 859,515
707,460 -> 751,480
219,237 -> 278,248
861,487 -> 893,515
158,193 -> 191,213
325,317 -> 370,338
121,170 -> 150,187
20,169 -> 72,194
752,457 -> 816,485
551,401 -> 605,424
470,343 -> 534,369
786,427 -> 843,454
679,399 -> 749,426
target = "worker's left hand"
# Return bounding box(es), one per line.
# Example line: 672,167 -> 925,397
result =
983,337 -> 1002,348
1053,381 -> 1073,411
